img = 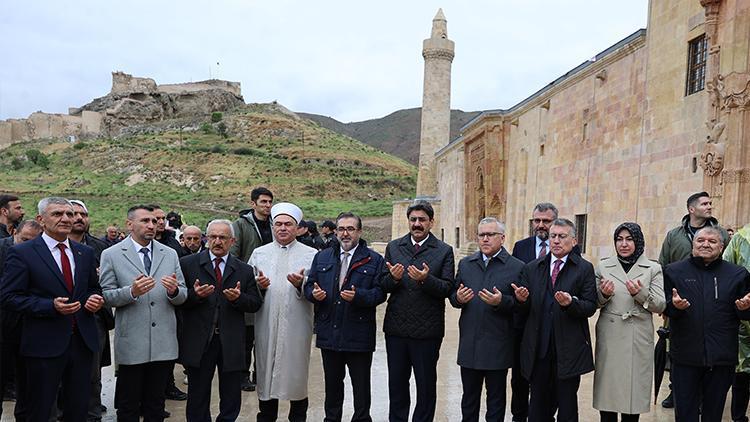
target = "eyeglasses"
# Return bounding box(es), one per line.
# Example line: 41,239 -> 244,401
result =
549,233 -> 571,240
477,232 -> 503,239
336,226 -> 359,234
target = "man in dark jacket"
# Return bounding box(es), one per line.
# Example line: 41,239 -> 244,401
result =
517,218 -> 596,422
664,226 -> 750,422
380,200 -> 454,422
450,217 -> 525,421
69,200 -> 115,421
180,225 -> 205,255
304,212 -> 385,421
320,220 -> 339,250
0,195 -> 25,239
179,219 -> 263,421
0,219 -> 41,421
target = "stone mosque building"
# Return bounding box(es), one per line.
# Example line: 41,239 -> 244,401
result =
394,0 -> 750,261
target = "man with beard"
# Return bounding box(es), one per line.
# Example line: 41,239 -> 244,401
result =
0,219 -> 42,420
230,186 -> 274,392
304,212 -> 385,421
179,219 -> 263,421
665,227 -> 750,421
1,197 -> 104,421
69,200 -> 114,422
658,191 -> 730,408
0,195 -> 25,238
380,200 -> 455,422
99,204 -> 187,421
181,226 -> 205,255
248,203 -> 317,422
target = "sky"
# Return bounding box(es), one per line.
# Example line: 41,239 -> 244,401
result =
0,1 -> 649,123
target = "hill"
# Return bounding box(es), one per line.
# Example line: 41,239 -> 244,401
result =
298,108 -> 481,165
0,103 -> 416,239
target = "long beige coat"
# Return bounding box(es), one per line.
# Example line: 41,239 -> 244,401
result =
593,255 -> 666,414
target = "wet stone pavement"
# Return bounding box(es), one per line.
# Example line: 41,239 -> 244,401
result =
1,306 -> 734,421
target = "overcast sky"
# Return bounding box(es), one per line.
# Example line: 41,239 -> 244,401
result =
1,1 -> 649,123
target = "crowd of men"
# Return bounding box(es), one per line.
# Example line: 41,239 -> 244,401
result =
0,189 -> 749,422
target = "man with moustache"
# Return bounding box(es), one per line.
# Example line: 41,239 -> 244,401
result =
99,204 -> 188,422
0,219 -> 42,420
516,218 -> 597,422
69,199 -> 114,422
248,202 -> 317,422
179,219 -> 263,421
102,226 -> 120,247
0,195 -> 25,238
304,212 -> 385,421
1,197 -> 104,422
380,200 -> 455,422
451,217 -> 526,421
665,227 -> 750,422
181,225 -> 205,255
231,186 -> 274,391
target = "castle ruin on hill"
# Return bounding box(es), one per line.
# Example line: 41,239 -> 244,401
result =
0,71 -> 244,148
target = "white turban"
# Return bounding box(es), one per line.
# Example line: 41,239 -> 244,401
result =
69,199 -> 88,213
271,202 -> 303,224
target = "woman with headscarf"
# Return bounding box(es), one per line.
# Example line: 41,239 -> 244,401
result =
592,222 -> 666,422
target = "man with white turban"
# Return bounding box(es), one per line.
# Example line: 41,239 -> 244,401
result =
248,202 -> 318,422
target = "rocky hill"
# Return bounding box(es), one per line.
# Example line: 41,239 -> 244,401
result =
0,103 -> 416,239
299,108 -> 481,165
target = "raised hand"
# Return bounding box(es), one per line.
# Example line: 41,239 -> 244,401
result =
511,283 -> 529,303
600,278 -> 615,297
131,274 -> 155,297
456,283 -> 475,304
84,294 -> 104,313
736,292 -> 750,311
223,282 -> 242,302
312,282 -> 327,301
340,285 -> 356,302
672,288 -> 690,310
407,262 -> 430,283
194,279 -> 215,298
287,268 -> 305,289
478,286 -> 502,306
625,279 -> 643,296
54,297 -> 81,315
256,270 -> 270,290
554,291 -> 573,307
386,262 -> 404,281
161,273 -> 178,296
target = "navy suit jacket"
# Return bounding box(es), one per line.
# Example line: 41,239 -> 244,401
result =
512,235 -> 582,264
1,236 -> 101,358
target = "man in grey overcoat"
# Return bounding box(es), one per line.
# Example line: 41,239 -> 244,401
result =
100,204 -> 187,422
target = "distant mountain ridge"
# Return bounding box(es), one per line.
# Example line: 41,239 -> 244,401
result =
299,108 -> 481,165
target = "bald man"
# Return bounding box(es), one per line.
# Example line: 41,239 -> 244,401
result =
181,226 -> 204,255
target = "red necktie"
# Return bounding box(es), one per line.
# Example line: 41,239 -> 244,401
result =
551,259 -> 562,286
538,241 -> 547,259
414,243 -> 420,254
57,244 -> 74,293
214,257 -> 223,291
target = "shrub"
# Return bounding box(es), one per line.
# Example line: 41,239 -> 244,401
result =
11,157 -> 23,170
210,145 -> 225,154
217,122 -> 228,138
211,112 -> 223,123
26,149 -> 50,168
73,142 -> 86,150
200,123 -> 214,134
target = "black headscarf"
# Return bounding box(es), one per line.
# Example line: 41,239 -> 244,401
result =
614,222 -> 645,271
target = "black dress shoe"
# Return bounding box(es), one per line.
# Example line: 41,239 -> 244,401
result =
163,409 -> 171,418
165,385 -> 188,401
661,391 -> 674,408
100,404 -> 107,413
240,377 -> 256,392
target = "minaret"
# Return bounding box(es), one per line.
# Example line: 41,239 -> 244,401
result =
416,8 -> 454,198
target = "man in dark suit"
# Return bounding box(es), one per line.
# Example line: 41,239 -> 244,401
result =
304,212 -> 385,421
1,197 -> 104,422
511,202 -> 581,422
380,200 -> 455,422
179,219 -> 263,421
0,219 -> 42,420
516,218 -> 596,422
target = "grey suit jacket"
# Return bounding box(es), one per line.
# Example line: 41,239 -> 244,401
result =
100,236 -> 187,365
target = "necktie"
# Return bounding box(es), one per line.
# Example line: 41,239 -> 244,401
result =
414,242 -> 420,254
214,257 -> 223,291
57,244 -> 74,293
538,241 -> 547,259
339,252 -> 350,289
140,247 -> 151,274
551,259 -> 563,286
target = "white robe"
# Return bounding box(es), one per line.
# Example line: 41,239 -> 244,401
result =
248,240 -> 317,401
